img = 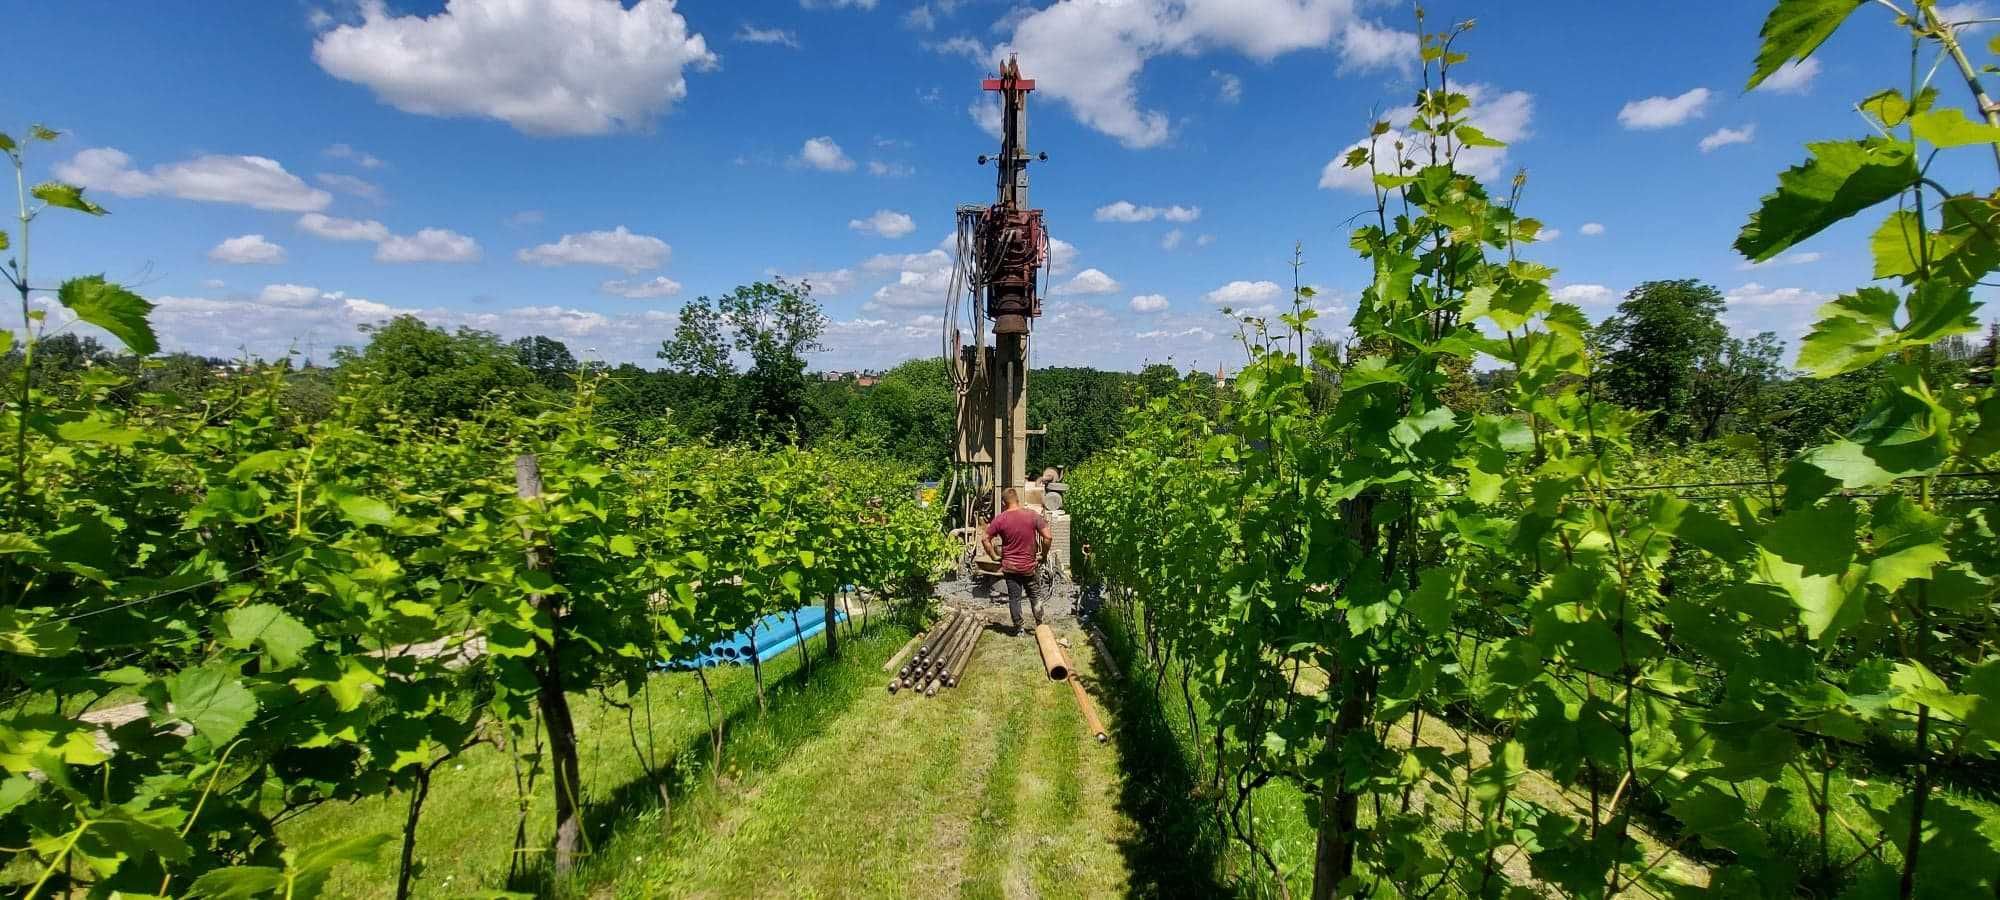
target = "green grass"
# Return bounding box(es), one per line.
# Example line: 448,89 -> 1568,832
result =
279,617 -> 904,897
1091,603 -> 1309,898
280,605 -> 1318,898
594,618 -> 1138,898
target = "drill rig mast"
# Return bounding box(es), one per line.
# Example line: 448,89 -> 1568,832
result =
946,56 -> 1056,573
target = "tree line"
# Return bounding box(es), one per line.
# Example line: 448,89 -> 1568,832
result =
9,276 -> 1991,481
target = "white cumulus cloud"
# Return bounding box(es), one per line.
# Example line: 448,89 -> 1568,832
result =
1580,222 -> 1605,236
600,276 -> 683,298
1725,282 -> 1829,308
995,0 -> 1390,149
324,143 -> 385,168
1552,284 -> 1616,306
315,172 -> 384,203
208,234 -> 287,265
1046,238 -> 1078,276
870,268 -> 953,310
1205,279 -> 1281,306
1699,124 -> 1756,152
297,213 -> 391,242
1094,201 -> 1200,223
1338,19 -> 1417,72
55,148 -> 330,212
1756,59 -> 1820,94
969,96 -> 1004,139
1211,70 -> 1242,103
1618,87 -> 1711,129
376,228 -> 480,263
517,226 -> 670,271
786,268 -> 858,296
1130,293 -> 1169,313
312,0 -> 717,137
1161,229 -> 1184,250
849,209 -> 917,238
736,24 -> 799,47
1052,267 -> 1121,296
796,136 -> 856,172
1738,251 -> 1823,270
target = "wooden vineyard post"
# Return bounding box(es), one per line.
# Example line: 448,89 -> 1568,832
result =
517,453 -> 584,874
823,589 -> 841,659
1312,493 -> 1378,900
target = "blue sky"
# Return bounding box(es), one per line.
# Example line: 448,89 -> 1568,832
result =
8,0 -> 1995,373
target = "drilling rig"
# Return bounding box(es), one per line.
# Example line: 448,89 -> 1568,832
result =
942,56 -> 1069,584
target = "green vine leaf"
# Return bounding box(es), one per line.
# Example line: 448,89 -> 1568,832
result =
1900,279 -> 1981,345
1909,107 -> 2000,147
1735,138 -> 1917,263
55,416 -> 145,446
164,665 -> 258,744
1870,209 -> 1923,279
1758,549 -> 1869,642
325,485 -> 394,528
185,866 -> 287,899
31,181 -> 106,216
1867,495 -> 1948,591
1930,193 -> 2000,288
56,275 -> 158,355
0,609 -> 76,656
1747,0 -> 1865,89
1795,286 -> 1901,376
80,806 -> 193,878
287,832 -> 394,897
221,604 -> 314,670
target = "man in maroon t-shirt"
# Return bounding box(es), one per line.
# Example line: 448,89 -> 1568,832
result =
981,487 -> 1053,634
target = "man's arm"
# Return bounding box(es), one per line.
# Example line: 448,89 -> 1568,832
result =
1036,518 -> 1053,561
981,522 -> 1001,561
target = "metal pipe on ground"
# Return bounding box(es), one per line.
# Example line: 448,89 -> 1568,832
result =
1034,631 -> 1107,743
882,635 -> 922,673
1087,627 -> 1121,682
909,614 -> 950,663
920,614 -> 953,651
925,612 -> 968,659
899,613 -> 958,678
916,614 -> 967,678
884,632 -> 925,693
1033,624 -> 1069,681
1069,675 -> 1108,743
899,613 -> 968,691
945,618 -> 985,687
916,624 -> 962,696
924,616 -> 980,692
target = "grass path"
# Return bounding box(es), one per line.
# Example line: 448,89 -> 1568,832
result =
600,621 -> 1136,899
281,620 -> 899,897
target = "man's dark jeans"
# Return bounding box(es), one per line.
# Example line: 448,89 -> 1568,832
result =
1002,569 -> 1046,631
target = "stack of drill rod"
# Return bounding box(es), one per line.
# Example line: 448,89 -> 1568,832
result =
887,611 -> 985,697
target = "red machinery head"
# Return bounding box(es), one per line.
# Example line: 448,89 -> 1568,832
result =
979,55 -> 1047,335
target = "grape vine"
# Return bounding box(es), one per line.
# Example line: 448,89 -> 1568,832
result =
1072,3 -> 2000,897
0,131 -> 954,896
